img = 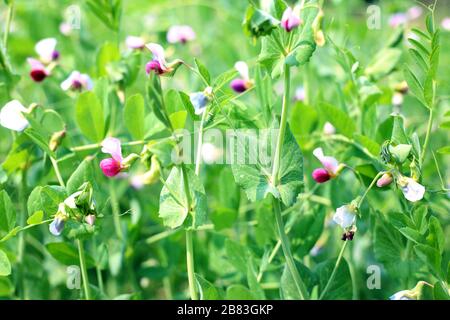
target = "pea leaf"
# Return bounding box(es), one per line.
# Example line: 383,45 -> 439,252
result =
225,284 -> 255,300
75,91 -> 105,142
0,190 -> 15,233
46,242 -> 95,268
315,257 -> 352,299
27,185 -> 66,218
124,93 -> 145,140
195,274 -> 221,300
318,103 -> 356,138
0,249 -> 11,276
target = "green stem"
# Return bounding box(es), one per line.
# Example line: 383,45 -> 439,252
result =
3,1 -> 14,50
93,236 -> 104,294
17,170 -> 27,299
77,239 -> 92,300
357,171 -> 384,208
50,156 -> 66,188
319,240 -> 348,300
185,229 -> 198,300
420,108 -> 433,166
273,197 -> 308,299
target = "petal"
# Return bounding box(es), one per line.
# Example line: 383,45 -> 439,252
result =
313,147 -> 339,174
333,205 -> 356,229
100,158 -> 122,177
27,58 -> 47,71
234,61 -> 249,80
0,100 -> 29,131
126,36 -> 145,49
402,178 -> 425,202
35,38 -> 57,63
295,86 -> 305,101
145,43 -> 167,69
190,92 -> 208,115
101,137 -> 123,162
80,73 -> 93,90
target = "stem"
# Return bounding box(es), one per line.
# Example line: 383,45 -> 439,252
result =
420,108 -> 433,166
357,171 -> 384,208
16,170 -> 27,299
273,197 -> 308,299
77,239 -> 92,300
319,240 -> 348,300
195,109 -> 208,175
3,1 -> 14,50
185,229 -> 198,300
50,156 -> 66,187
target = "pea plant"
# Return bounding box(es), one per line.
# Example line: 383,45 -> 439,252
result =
0,0 -> 448,300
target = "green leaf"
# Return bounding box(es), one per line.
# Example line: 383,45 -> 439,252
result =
75,91 -> 105,142
243,5 -> 278,38
390,114 -> 409,145
195,274 -> 220,300
318,103 -> 356,138
426,216 -> 445,254
225,239 -> 249,274
315,257 -> 352,299
354,134 -> 381,157
281,260 -> 316,299
124,94 -> 145,140
290,102 -> 318,148
404,67 -> 426,107
286,41 -> 316,67
0,190 -> 15,233
437,146 -> 450,154
225,284 -> 255,300
414,244 -> 442,278
97,42 -> 120,76
433,281 -> 450,300
159,166 -> 207,229
365,48 -> 402,78
27,185 -> 66,218
0,249 -> 11,276
23,127 -> 54,157
46,242 -> 95,268
26,210 -> 44,225
66,158 -> 95,195
194,58 -> 211,84
291,206 -> 326,257
147,74 -> 170,128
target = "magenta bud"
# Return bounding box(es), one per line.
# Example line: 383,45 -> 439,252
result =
100,158 -> 122,177
30,69 -> 48,82
376,173 -> 393,187
230,78 -> 248,93
145,60 -> 164,75
312,168 -> 331,183
52,50 -> 60,61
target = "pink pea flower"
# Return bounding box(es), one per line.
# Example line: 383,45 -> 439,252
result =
407,6 -> 423,20
167,25 -> 196,44
35,38 -> 59,64
145,43 -> 169,75
281,6 -> 302,32
376,173 -> 393,188
59,22 -> 73,36
311,147 -> 341,183
61,71 -> 93,91
100,137 -> 124,177
294,86 -> 305,102
230,61 -> 252,93
27,58 -> 50,82
126,36 -> 145,50
389,13 -> 408,28
442,18 -> 450,31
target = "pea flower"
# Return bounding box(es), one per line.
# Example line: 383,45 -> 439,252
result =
49,203 -> 69,236
201,142 -> 223,164
398,176 -> 425,202
27,58 -> 50,82
85,214 -> 96,226
442,17 -> 450,31
311,147 -> 342,183
323,122 -> 336,135
389,13 -> 408,28
0,100 -> 30,132
100,137 -> 124,177
59,22 -> 73,36
376,172 -> 393,188
281,6 -> 302,32
35,38 -> 59,64
294,86 -> 305,101
61,71 -> 93,91
230,61 -> 253,93
389,281 -> 430,300
407,6 -> 423,20
167,25 -> 196,44
126,36 -> 145,50
190,87 -> 212,115
145,43 -> 170,75
333,204 -> 356,229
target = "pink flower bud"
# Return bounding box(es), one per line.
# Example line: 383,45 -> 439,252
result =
100,158 -> 122,177
230,78 -> 248,93
281,7 -> 301,32
85,214 -> 96,226
312,168 -> 331,183
376,173 -> 393,187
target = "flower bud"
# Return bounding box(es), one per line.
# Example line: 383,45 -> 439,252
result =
281,7 -> 302,32
230,78 -> 248,93
49,128 -> 67,152
100,158 -> 122,177
85,214 -> 96,226
376,173 -> 393,187
312,168 -> 331,183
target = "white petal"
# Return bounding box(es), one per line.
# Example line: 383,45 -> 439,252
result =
402,178 -> 425,202
145,43 -> 167,68
313,147 -> 340,174
234,61 -> 249,80
201,143 -> 223,164
333,205 -> 356,229
60,71 -> 78,90
0,100 -> 29,131
323,122 -> 336,135
126,36 -> 145,49
35,38 -> 57,63
101,137 -> 123,162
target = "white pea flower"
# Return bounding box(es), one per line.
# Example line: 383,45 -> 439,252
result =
61,71 -> 93,91
398,176 -> 425,202
333,205 -> 356,229
126,36 -> 145,49
323,122 -> 336,135
0,100 -> 30,131
201,143 -> 223,164
35,38 -> 58,64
